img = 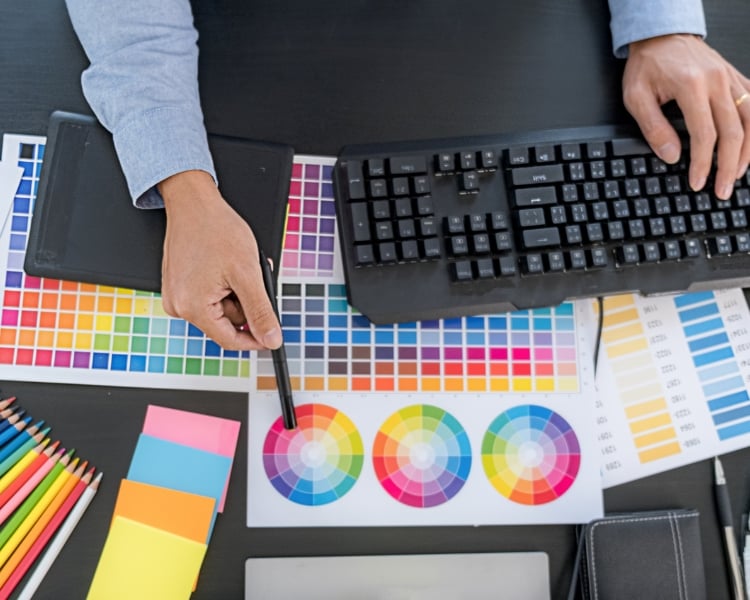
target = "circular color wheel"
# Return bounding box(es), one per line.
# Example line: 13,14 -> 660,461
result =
263,403 -> 364,506
482,404 -> 581,505
372,404 -> 472,508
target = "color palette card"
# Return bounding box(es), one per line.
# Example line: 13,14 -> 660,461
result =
87,516 -> 206,600
112,479 -> 215,544
142,405 -> 240,511
248,157 -> 602,527
593,289 -> 750,487
0,133 -> 251,392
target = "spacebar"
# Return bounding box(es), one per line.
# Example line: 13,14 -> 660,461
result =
522,227 -> 561,249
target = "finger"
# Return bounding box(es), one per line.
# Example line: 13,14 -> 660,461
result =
221,294 -> 247,328
231,261 -> 284,350
710,87 -> 745,200
736,88 -> 750,179
675,90 -> 716,192
623,82 -> 682,163
197,315 -> 266,351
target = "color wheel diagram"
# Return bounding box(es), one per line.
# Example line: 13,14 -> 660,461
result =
261,402 -> 581,509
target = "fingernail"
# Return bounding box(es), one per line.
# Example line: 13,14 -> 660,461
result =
263,327 -> 283,349
658,142 -> 680,163
690,176 -> 706,192
718,183 -> 734,200
738,164 -> 749,180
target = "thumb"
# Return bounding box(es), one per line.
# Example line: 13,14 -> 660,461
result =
236,262 -> 284,350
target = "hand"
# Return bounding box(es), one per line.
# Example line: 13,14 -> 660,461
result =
622,34 -> 750,200
158,170 -> 284,351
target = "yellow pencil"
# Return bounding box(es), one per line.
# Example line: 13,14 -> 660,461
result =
0,439 -> 50,497
0,460 -> 86,588
0,457 -> 78,569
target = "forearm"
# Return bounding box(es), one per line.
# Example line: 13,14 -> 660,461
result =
608,0 -> 706,58
64,0 -> 215,207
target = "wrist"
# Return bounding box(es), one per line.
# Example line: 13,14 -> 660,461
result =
158,170 -> 220,213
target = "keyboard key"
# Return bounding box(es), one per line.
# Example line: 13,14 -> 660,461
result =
446,215 -> 465,234
630,157 -> 647,176
683,238 -> 702,257
669,216 -> 687,235
394,197 -> 413,217
616,244 -> 639,265
392,177 -> 409,196
449,236 -> 469,256
559,143 -> 581,161
588,247 -> 609,267
565,224 -> 583,244
452,261 -> 473,281
366,158 -> 385,177
506,147 -> 529,166
514,186 -> 557,207
460,171 -> 480,192
355,244 -> 374,265
421,238 -> 442,259
375,221 -> 394,241
607,221 -> 625,240
398,219 -> 416,238
378,242 -> 398,263
518,208 -> 546,227
611,137 -> 651,156
663,240 -> 682,260
735,233 -> 750,252
648,217 -> 666,236
709,236 -> 732,255
522,254 -> 544,274
346,161 -> 366,199
562,184 -> 579,202
479,150 -> 498,169
534,145 -> 555,163
589,161 -> 606,179
545,251 -> 565,271
419,217 -> 439,237
472,234 -> 491,254
510,164 -> 564,186
476,258 -> 495,278
586,222 -> 604,242
731,209 -> 748,229
586,142 -> 607,159
350,203 -> 371,242
459,151 -> 476,170
567,249 -> 587,269
494,232 -> 512,251
498,255 -> 517,276
522,227 -> 561,249
436,153 -> 455,172
400,240 -> 419,261
412,176 -> 431,195
370,179 -> 388,197
371,199 -> 390,220
490,212 -> 509,230
389,156 -> 427,175
609,159 -> 627,177
416,196 -> 435,216
468,214 -> 488,232
568,163 -> 586,181
642,242 -> 661,262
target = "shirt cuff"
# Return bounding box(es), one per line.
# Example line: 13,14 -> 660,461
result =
111,106 -> 216,208
608,0 -> 706,58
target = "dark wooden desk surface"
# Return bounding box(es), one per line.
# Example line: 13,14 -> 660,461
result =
2,1 -> 750,598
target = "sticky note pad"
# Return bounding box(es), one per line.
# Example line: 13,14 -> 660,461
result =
87,516 -> 207,600
142,405 -> 240,511
113,479 -> 215,544
127,435 -> 232,526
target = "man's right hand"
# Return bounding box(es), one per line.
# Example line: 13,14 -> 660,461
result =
158,170 -> 283,351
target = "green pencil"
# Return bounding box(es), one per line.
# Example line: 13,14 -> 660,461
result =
0,450 -> 73,551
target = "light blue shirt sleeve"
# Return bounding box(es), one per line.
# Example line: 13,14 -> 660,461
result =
64,0 -> 215,208
608,0 -> 707,58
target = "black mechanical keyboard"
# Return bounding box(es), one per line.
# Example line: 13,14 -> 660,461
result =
332,125 -> 750,324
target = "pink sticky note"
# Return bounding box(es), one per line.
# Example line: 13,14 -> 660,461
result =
142,405 -> 241,512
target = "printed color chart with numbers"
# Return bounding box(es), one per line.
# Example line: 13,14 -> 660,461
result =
594,289 -> 750,487
248,158 -> 603,527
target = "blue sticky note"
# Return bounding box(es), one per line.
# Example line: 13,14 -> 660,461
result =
127,434 -> 232,534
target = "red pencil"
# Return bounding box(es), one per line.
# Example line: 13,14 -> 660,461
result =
0,467 -> 98,599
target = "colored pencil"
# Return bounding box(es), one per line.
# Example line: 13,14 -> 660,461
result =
0,399 -> 15,412
0,461 -> 87,595
0,421 -> 46,466
15,470 -> 101,600
0,439 -> 60,507
0,416 -> 31,448
0,447 -> 65,527
0,438 -> 50,497
0,457 -> 78,571
0,429 -> 51,480
0,451 -> 72,552
0,408 -> 20,437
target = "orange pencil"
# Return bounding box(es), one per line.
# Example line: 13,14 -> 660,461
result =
0,460 -> 87,590
0,441 -> 58,508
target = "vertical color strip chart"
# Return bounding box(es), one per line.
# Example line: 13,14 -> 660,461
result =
281,157 -> 338,279
594,290 -> 750,487
675,292 -> 750,441
481,405 -> 581,505
372,405 -> 471,508
600,294 -> 680,465
257,282 -> 581,395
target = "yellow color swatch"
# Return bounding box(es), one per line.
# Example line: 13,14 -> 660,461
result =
87,516 -> 206,600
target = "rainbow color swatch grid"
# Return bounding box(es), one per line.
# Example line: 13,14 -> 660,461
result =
256,282 -> 580,394
0,134 -> 253,390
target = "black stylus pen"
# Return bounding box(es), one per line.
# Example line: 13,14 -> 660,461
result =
714,456 -> 746,600
258,249 -> 297,430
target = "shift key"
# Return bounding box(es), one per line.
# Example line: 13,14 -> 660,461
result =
522,227 -> 561,249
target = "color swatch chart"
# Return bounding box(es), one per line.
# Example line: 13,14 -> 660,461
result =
249,183 -> 601,526
256,282 -> 582,395
0,136 -> 339,392
593,289 -> 750,488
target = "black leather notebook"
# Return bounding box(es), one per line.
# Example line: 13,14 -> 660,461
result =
24,111 -> 293,292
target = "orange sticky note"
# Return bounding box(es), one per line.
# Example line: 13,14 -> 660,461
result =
112,479 -> 215,544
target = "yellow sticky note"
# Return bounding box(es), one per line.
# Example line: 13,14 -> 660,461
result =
112,479 -> 215,544
87,516 -> 207,600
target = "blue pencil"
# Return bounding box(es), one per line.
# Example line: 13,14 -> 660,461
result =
0,422 -> 47,465
0,409 -> 23,437
0,417 -> 31,448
